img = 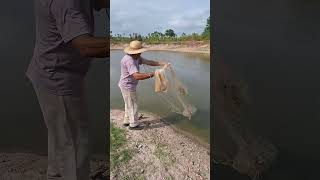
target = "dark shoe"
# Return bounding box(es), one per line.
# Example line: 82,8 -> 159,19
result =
122,123 -> 129,127
128,124 -> 144,130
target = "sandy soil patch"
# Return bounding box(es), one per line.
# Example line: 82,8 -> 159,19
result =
110,109 -> 210,180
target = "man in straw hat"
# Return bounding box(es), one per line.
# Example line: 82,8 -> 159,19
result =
119,40 -> 169,130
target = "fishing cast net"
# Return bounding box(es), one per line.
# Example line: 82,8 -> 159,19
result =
213,60 -> 278,180
153,64 -> 197,119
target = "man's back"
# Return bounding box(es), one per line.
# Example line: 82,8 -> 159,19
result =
27,0 -> 94,95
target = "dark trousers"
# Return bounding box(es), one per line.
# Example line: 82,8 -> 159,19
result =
33,84 -> 89,180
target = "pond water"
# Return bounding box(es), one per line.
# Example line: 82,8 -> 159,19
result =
110,50 -> 210,144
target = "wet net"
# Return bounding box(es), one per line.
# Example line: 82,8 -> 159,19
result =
141,63 -> 197,119
213,60 -> 278,180
153,64 -> 197,119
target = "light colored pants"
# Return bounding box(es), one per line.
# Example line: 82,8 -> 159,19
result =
33,84 -> 89,180
120,88 -> 139,127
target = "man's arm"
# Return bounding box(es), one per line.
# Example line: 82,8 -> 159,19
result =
71,35 -> 109,58
50,1 -> 109,58
141,58 -> 167,66
132,72 -> 155,80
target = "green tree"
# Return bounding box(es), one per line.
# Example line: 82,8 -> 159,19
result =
150,31 -> 163,37
148,31 -> 163,42
202,16 -> 210,39
165,29 -> 176,37
137,34 -> 143,41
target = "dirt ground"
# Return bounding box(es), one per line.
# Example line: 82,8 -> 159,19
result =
110,109 -> 210,180
0,153 -> 108,180
0,109 -> 210,180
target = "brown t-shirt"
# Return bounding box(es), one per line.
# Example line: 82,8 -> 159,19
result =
26,0 -> 94,95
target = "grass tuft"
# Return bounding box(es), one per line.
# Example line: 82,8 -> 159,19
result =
110,123 -> 133,170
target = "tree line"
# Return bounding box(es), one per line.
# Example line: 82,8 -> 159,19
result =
111,16 -> 210,44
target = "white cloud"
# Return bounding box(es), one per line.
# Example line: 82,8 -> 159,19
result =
110,0 -> 210,36
168,9 -> 209,34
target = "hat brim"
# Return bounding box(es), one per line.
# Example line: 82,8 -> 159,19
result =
124,47 -> 148,54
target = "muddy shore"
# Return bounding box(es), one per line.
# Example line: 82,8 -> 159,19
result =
110,109 -> 210,180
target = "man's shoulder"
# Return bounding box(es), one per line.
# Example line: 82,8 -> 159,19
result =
121,55 -> 134,64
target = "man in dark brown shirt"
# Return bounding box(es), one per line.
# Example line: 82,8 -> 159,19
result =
26,0 -> 108,179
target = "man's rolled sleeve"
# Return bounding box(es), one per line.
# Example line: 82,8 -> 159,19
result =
50,0 -> 92,43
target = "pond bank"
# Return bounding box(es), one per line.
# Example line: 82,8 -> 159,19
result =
110,109 -> 210,180
111,41 -> 210,54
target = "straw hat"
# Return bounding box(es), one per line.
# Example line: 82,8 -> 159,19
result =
124,40 -> 147,54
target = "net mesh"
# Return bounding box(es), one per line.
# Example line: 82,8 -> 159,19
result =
153,64 -> 197,119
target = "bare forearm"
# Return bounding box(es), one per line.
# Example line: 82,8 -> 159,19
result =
132,72 -> 154,80
72,35 -> 109,58
82,46 -> 109,58
147,60 -> 161,66
143,59 -> 167,66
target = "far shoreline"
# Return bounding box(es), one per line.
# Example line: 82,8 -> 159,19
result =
111,42 -> 210,54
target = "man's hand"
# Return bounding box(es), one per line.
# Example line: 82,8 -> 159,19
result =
163,62 -> 171,68
159,61 -> 169,66
154,61 -> 170,67
149,72 -> 155,78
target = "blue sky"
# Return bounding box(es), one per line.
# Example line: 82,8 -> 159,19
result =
110,0 -> 210,36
